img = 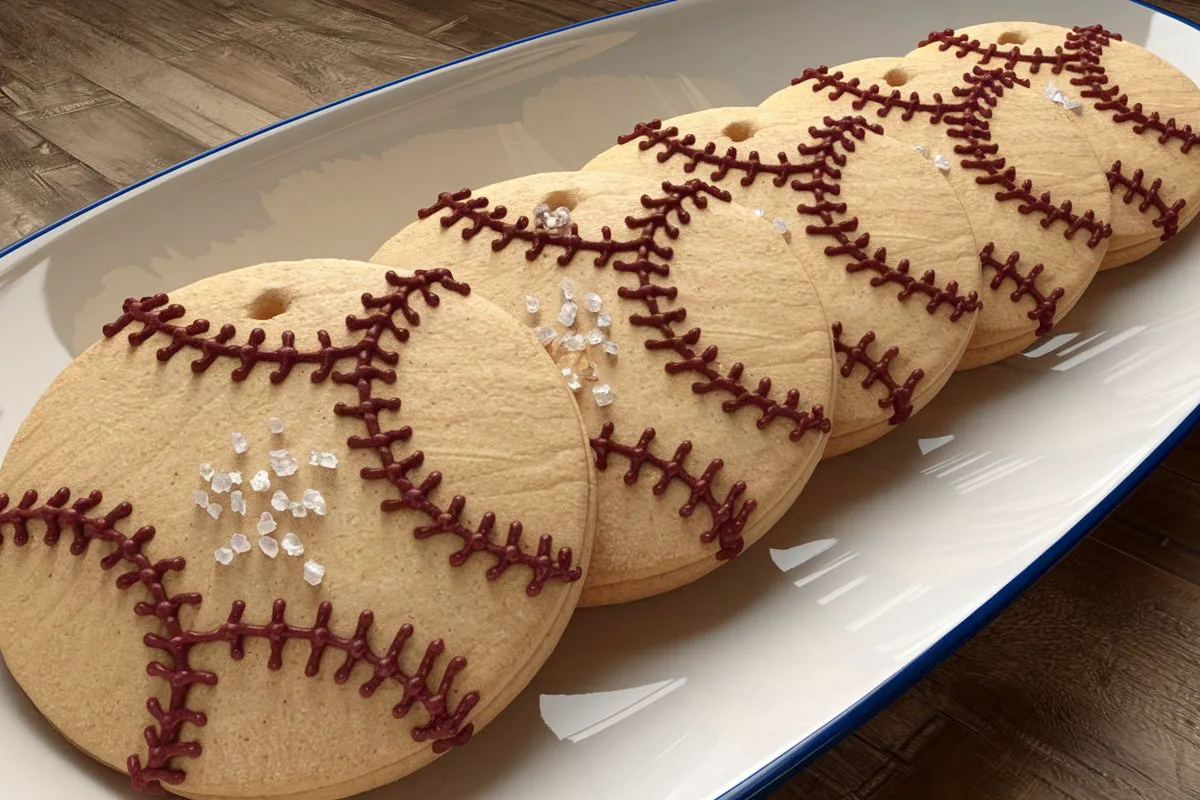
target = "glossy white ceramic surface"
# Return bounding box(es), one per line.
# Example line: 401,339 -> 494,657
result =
1,1 -> 1198,798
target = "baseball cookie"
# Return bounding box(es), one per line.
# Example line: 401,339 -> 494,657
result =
0,259 -> 596,799
763,55 -> 1115,368
917,22 -> 1200,268
371,171 -> 835,605
583,106 -> 982,456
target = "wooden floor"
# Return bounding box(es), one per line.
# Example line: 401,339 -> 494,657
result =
2,1 -> 1200,798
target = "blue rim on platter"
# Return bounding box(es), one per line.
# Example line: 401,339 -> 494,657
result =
0,2 -> 1196,798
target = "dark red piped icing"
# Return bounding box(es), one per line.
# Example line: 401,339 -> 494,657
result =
103,269 -> 581,596
0,488 -> 477,794
616,116 -> 982,321
417,180 -> 830,443
1106,160 -> 1186,241
830,324 -> 923,424
792,64 -> 1110,334
589,423 -> 755,559
919,25 -> 1193,239
977,243 -> 1063,335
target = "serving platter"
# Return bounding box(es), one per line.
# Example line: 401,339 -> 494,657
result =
1,0 -> 1199,797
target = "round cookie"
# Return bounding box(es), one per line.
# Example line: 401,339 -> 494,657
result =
0,259 -> 596,800
371,171 -> 835,605
763,55 -> 1115,368
917,22 -> 1200,268
583,106 -> 982,456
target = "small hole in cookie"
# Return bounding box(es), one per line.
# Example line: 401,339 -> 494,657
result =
247,289 -> 290,320
722,121 -> 757,142
541,190 -> 579,212
997,31 -> 1026,45
884,68 -> 908,87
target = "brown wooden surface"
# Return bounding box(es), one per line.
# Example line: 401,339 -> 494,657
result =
1,1 -> 1199,798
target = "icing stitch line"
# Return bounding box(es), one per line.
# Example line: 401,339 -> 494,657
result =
616,116 -> 982,322
920,24 -> 1191,241
830,323 -> 924,425
590,423 -> 754,560
417,179 -> 829,556
793,64 -> 1104,335
0,488 -> 477,794
102,269 -> 581,596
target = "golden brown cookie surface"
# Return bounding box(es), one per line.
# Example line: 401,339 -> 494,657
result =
584,106 -> 981,456
763,54 -> 1114,367
372,172 -> 835,605
0,259 -> 595,800
916,22 -> 1200,268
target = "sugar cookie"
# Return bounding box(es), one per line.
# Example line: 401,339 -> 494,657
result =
0,259 -> 595,799
917,22 -> 1200,267
371,171 -> 835,605
763,55 -> 1115,367
584,106 -> 981,455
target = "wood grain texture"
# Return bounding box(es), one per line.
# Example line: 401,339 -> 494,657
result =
0,2 -> 1198,798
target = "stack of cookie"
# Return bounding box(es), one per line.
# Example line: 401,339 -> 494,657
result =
0,21 -> 1196,800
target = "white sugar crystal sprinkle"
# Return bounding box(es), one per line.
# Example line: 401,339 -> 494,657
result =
302,489 -> 327,516
534,326 -> 556,345
560,277 -> 575,300
214,546 -> 234,565
207,503 -> 223,520
230,533 -> 251,554
583,292 -> 602,313
211,472 -> 232,494
585,328 -> 605,346
603,340 -> 619,356
525,295 -> 540,314
310,450 -> 338,469
289,501 -> 308,518
562,368 -> 582,392
557,301 -> 578,327
269,449 -> 299,477
593,384 -> 615,407
281,533 -> 305,557
228,471 -> 242,485
232,432 -> 248,454
563,333 -> 586,352
545,207 -> 571,231
914,144 -> 929,157
194,490 -> 210,510
583,362 -> 599,381
772,217 -> 789,234
533,202 -> 550,220
753,207 -> 766,217
199,463 -> 215,481
259,536 -> 279,558
934,154 -> 951,172
268,417 -> 285,434
257,512 -> 277,535
231,490 -> 246,516
250,470 -> 270,492
596,312 -> 612,329
271,490 -> 290,512
303,560 -> 326,586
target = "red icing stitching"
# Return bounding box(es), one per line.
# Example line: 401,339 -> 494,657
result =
102,269 -> 581,596
977,243 -> 1063,336
830,323 -> 923,424
0,488 -> 476,794
920,25 -> 1192,239
1106,160 -> 1186,241
588,423 -> 755,559
616,116 -> 981,321
416,180 -> 831,443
